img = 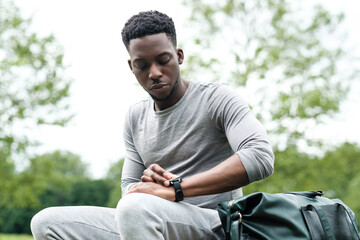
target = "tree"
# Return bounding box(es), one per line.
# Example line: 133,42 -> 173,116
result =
28,151 -> 89,208
0,0 -> 72,172
2,150 -> 89,209
106,158 -> 125,207
181,0 -> 358,150
70,179 -> 112,206
27,150 -> 89,179
0,0 -> 73,212
0,150 -> 115,234
318,142 -> 360,200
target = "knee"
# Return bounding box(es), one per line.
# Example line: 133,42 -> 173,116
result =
115,193 -> 165,238
115,193 -> 162,229
115,193 -> 144,224
31,207 -> 57,239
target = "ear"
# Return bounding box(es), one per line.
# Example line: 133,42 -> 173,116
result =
176,48 -> 184,65
128,59 -> 133,72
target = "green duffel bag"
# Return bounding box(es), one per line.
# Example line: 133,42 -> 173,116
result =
217,191 -> 360,240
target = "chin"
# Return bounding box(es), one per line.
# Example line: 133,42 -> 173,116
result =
150,93 -> 172,102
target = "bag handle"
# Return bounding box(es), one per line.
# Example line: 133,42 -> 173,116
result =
309,203 -> 360,240
284,190 -> 324,198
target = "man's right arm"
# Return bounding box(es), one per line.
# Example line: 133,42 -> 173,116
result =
121,109 -> 146,196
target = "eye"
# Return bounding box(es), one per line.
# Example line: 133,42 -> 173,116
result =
134,62 -> 148,70
158,55 -> 171,65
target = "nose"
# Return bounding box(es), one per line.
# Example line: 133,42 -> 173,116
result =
149,63 -> 162,80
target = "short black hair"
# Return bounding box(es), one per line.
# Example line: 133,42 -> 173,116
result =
121,10 -> 177,50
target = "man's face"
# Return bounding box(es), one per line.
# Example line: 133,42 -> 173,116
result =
127,33 -> 184,102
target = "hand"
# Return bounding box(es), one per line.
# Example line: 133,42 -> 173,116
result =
141,164 -> 178,187
127,181 -> 176,201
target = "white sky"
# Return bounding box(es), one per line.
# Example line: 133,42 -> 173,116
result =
14,0 -> 360,178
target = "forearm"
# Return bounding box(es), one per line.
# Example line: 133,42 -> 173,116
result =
130,154 -> 250,200
181,154 -> 249,197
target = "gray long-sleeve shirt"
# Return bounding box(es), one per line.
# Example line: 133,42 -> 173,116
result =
122,81 -> 274,209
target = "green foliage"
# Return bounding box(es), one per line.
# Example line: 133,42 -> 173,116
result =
0,0 -> 73,198
105,158 -> 125,207
0,0 -> 72,127
1,151 -> 89,209
317,142 -> 360,199
0,209 -> 37,234
181,0 -> 358,149
0,151 -> 115,234
70,179 -> 112,206
26,150 -> 89,180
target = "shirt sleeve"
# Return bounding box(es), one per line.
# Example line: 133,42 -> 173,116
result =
121,107 -> 146,196
207,84 -> 275,183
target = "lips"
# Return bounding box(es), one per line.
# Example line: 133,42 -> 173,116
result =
150,84 -> 167,90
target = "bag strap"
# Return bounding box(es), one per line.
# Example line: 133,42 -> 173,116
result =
333,202 -> 360,240
310,204 -> 335,240
230,218 -> 240,240
228,212 -> 243,240
225,209 -> 231,239
310,203 -> 360,240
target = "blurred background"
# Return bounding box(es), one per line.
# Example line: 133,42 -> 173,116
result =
1,0 -> 359,237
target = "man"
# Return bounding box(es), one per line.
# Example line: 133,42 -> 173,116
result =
31,10 -> 274,240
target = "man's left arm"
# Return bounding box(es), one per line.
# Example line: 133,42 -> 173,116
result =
127,153 -> 247,200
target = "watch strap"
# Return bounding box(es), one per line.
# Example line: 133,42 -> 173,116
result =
173,181 -> 184,202
169,177 -> 184,202
173,180 -> 184,202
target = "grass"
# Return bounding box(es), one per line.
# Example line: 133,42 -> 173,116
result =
0,234 -> 33,240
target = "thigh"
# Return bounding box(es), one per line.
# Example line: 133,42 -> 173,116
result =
116,193 -> 225,240
31,206 -> 120,240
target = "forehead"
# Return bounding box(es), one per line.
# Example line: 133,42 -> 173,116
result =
128,33 -> 175,59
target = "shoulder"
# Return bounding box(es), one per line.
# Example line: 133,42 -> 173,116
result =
190,81 -> 233,99
128,97 -> 151,113
191,81 -> 245,105
125,98 -> 151,125
199,82 -> 250,122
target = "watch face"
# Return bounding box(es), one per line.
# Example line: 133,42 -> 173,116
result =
169,177 -> 181,185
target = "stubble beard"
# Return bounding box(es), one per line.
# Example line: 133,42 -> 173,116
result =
149,78 -> 179,102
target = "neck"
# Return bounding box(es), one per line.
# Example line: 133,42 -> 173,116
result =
154,78 -> 189,111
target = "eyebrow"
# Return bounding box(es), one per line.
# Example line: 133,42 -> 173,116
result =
157,52 -> 172,58
133,51 -> 172,63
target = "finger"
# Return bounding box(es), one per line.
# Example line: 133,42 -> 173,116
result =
149,164 -> 180,186
163,172 -> 178,180
142,168 -> 158,179
150,164 -> 178,180
141,175 -> 155,182
143,168 -> 163,182
143,167 -> 168,185
160,172 -> 179,187
149,164 -> 167,176
148,164 -> 170,185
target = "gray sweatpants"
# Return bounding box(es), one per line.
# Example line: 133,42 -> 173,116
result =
31,193 -> 225,239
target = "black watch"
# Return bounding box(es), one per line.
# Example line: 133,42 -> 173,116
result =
169,177 -> 184,202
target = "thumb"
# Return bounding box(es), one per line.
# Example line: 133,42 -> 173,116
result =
162,172 -> 179,187
163,172 -> 178,180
